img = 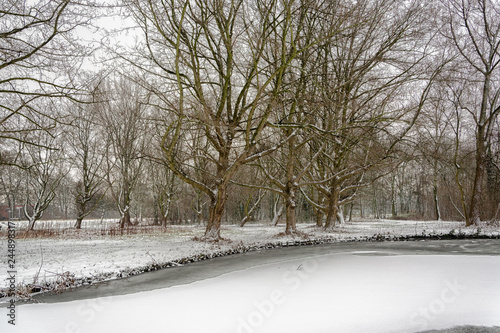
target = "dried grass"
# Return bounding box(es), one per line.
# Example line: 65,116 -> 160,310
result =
0,224 -> 177,240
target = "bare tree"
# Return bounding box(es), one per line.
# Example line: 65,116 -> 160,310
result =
488,117 -> 500,223
22,129 -> 67,231
300,0 -> 440,229
0,0 -> 94,165
124,0 -> 332,240
101,78 -> 149,229
144,128 -> 179,227
445,0 -> 500,225
67,99 -> 107,229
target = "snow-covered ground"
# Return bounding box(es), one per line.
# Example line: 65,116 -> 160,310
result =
2,253 -> 500,333
0,219 -> 499,292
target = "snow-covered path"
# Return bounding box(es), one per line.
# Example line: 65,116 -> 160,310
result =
2,252 -> 500,333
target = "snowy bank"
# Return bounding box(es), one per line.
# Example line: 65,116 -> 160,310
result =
0,219 -> 499,297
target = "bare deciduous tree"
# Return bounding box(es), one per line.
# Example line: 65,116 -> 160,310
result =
124,0 -> 332,240
68,99 -> 107,229
22,129 -> 67,231
302,0 -> 440,229
0,0 -> 94,165
445,0 -> 500,225
101,79 -> 149,229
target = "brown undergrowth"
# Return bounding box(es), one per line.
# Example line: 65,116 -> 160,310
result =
273,230 -> 311,239
0,225 -> 181,240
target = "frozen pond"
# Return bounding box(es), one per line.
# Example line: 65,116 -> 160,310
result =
2,240 -> 500,333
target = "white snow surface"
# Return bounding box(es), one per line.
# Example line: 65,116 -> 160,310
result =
0,219 -> 500,332
0,219 -> 499,290
2,254 -> 500,333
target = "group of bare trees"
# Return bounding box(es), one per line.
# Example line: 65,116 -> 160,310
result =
1,0 -> 500,239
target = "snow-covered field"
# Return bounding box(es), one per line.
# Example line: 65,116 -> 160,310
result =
2,253 -> 500,333
0,219 -> 499,292
1,219 -> 500,333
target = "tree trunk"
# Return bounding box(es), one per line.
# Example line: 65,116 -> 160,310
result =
120,209 -> 131,229
153,200 -> 160,225
315,209 -> 323,227
28,218 -> 36,231
433,184 -> 441,221
490,202 -> 500,224
432,159 -> 441,221
272,202 -> 284,226
391,174 -> 397,218
359,199 -> 364,218
283,136 -> 298,234
162,198 -> 171,227
25,204 -> 41,231
204,185 -> 227,240
285,191 -> 297,234
469,70 -> 492,226
469,128 -> 486,226
240,190 -> 264,227
324,182 -> 340,230
337,205 -> 345,225
74,201 -> 86,229
75,217 -> 83,229
324,201 -> 338,230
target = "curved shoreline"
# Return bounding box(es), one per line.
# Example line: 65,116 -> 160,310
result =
1,232 -> 498,306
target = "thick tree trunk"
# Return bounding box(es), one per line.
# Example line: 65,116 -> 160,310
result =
285,192 -> 297,234
120,209 -> 131,229
324,201 -> 338,230
75,217 -> 83,229
324,182 -> 340,230
74,202 -> 86,229
153,200 -> 160,225
204,185 -> 227,240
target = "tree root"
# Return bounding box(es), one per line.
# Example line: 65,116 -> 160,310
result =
274,230 -> 311,239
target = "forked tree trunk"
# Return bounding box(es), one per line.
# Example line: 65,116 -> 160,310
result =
324,183 -> 340,230
28,218 -> 37,231
120,209 -> 131,229
324,201 -> 338,230
240,191 -> 264,227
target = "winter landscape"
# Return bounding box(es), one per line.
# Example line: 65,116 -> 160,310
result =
1,219 -> 500,333
2,0 -> 500,332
